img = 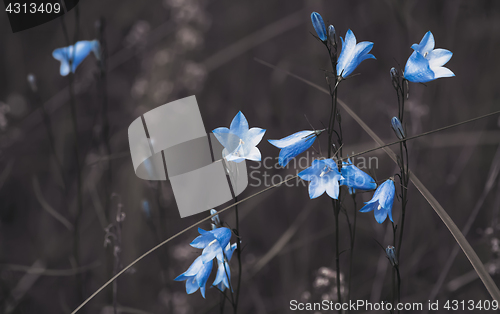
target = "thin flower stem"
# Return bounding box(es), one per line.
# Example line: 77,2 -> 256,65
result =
332,201 -> 342,303
234,196 -> 242,314
347,193 -> 357,308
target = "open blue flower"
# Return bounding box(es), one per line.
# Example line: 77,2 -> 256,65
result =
190,227 -> 232,263
268,130 -> 323,167
311,12 -> 327,41
174,255 -> 213,298
337,29 -> 375,78
298,159 -> 343,199
340,158 -> 377,194
52,40 -> 100,76
213,111 -> 266,163
404,31 -> 454,83
213,242 -> 237,291
360,179 -> 395,224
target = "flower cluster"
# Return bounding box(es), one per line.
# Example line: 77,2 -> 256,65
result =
175,211 -> 237,297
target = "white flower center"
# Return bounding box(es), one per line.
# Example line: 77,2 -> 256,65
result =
377,204 -> 382,210
208,239 -> 217,246
319,166 -> 331,177
423,51 -> 428,58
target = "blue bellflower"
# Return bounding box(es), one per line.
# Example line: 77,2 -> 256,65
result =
52,40 -> 100,76
404,31 -> 454,83
213,111 -> 266,163
311,12 -> 327,41
298,159 -> 343,199
190,227 -> 232,263
337,29 -> 375,78
268,130 -> 323,167
213,242 -> 237,291
174,255 -> 213,298
340,158 -> 377,194
360,179 -> 395,224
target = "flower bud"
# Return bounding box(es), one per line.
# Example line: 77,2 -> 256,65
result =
328,25 -> 336,46
386,245 -> 398,267
390,67 -> 399,89
210,208 -> 221,228
391,117 -> 405,140
311,12 -> 327,41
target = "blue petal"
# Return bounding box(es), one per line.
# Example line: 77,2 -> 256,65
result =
225,243 -> 237,261
185,277 -> 199,294
427,48 -> 452,68
212,127 -> 231,147
379,180 -> 395,213
229,111 -> 249,138
212,227 -> 232,249
308,176 -> 327,199
182,256 -> 205,276
411,31 -> 435,55
268,130 -> 315,148
244,127 -> 266,147
337,29 -> 357,76
432,66 -> 455,79
340,164 -> 377,191
374,206 -> 389,224
404,51 -> 434,83
190,233 -> 214,249
298,159 -> 323,181
337,30 -> 375,78
325,177 -> 340,199
201,240 -> 223,263
359,201 -> 378,213
311,12 -> 327,41
276,135 -> 316,167
195,259 -> 213,289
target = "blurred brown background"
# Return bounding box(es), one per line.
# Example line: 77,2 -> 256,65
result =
0,0 -> 499,313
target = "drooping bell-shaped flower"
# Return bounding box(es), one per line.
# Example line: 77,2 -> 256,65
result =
337,29 -> 375,78
213,242 -> 237,291
174,255 -> 213,298
340,158 -> 377,194
298,159 -> 343,199
190,227 -> 232,263
404,31 -> 454,83
212,111 -> 266,163
52,40 -> 100,76
360,179 -> 395,224
268,129 -> 324,167
311,12 -> 327,41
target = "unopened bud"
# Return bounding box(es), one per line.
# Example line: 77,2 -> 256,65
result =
328,25 -> 336,46
391,117 -> 405,140
386,245 -> 398,267
390,67 -> 399,89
